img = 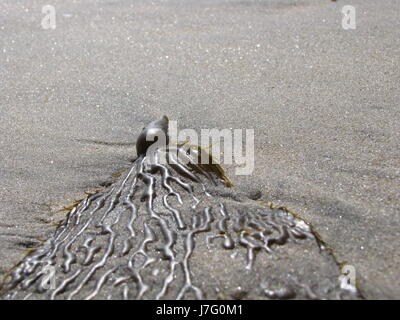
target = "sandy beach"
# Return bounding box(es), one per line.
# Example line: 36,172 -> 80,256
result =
0,0 -> 399,298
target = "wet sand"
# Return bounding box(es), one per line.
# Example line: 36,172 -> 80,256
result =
0,0 -> 399,298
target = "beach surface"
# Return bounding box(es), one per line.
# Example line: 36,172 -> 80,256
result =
0,0 -> 399,298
